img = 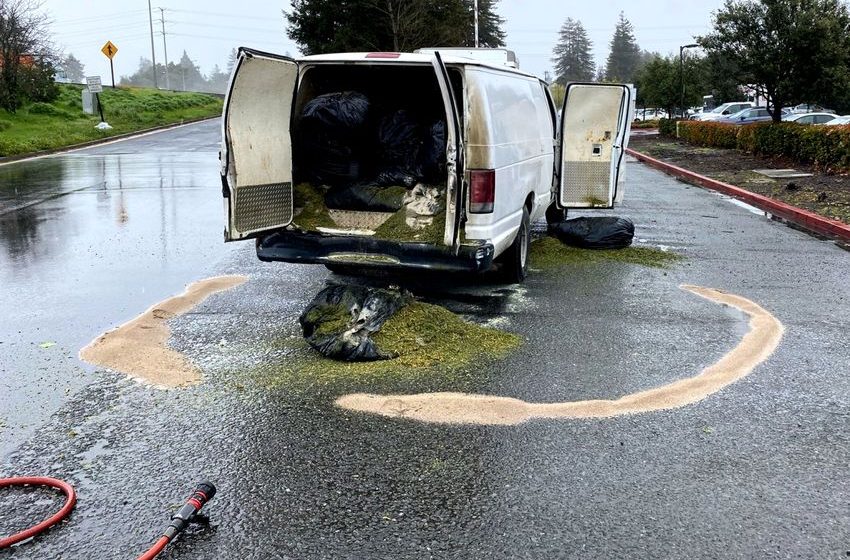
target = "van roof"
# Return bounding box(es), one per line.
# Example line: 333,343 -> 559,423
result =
299,52 -> 540,80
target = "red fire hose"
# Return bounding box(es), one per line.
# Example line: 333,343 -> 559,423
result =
1,476 -> 214,559
0,477 -> 77,549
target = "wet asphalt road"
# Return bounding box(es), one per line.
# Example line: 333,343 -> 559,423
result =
1,121 -> 849,559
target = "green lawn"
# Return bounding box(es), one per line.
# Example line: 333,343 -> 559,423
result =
0,84 -> 223,157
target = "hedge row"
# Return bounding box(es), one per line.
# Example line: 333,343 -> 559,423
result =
661,119 -> 850,171
658,118 -> 680,136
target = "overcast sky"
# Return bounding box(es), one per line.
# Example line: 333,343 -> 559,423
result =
45,0 -> 726,82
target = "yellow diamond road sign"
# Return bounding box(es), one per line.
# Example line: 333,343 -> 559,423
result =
101,41 -> 118,60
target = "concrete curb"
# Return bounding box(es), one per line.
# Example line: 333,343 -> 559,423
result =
626,147 -> 850,243
0,115 -> 219,165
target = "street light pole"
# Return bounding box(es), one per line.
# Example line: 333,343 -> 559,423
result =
680,43 -> 700,118
147,0 -> 157,88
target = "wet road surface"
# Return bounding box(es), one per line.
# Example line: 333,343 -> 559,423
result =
2,122 -> 849,558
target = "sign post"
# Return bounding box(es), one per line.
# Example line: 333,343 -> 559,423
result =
86,76 -> 105,122
101,40 -> 118,88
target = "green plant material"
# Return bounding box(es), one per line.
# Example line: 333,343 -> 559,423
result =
373,207 -> 446,244
292,182 -> 336,230
39,341 -> 56,349
303,302 -> 352,336
584,196 -> 608,207
257,302 -> 522,387
657,118 -> 681,136
675,120 -> 850,172
631,119 -> 660,129
530,237 -> 682,269
677,121 -> 739,149
0,84 -> 222,157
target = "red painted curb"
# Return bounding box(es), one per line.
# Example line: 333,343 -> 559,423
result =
626,148 -> 850,242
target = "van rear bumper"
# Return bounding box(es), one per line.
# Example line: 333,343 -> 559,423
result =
256,231 -> 495,273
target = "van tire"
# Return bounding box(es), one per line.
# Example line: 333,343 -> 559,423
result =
501,207 -> 530,283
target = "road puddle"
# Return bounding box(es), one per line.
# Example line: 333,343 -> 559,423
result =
80,275 -> 247,387
336,285 -> 785,425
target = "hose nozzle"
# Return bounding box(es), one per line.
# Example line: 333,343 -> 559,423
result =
162,482 -> 216,540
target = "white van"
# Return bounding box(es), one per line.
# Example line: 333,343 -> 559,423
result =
220,48 -> 633,282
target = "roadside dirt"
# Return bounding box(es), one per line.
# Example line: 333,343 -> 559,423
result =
629,135 -> 850,225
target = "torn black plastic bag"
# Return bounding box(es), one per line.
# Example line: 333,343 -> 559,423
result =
324,183 -> 407,213
419,120 -> 446,183
300,284 -> 411,361
552,217 -> 635,249
295,92 -> 371,185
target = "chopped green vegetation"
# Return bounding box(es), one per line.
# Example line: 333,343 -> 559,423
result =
585,196 -> 609,207
292,182 -> 336,230
373,208 -> 447,244
530,237 -> 682,269
0,84 -> 222,157
254,301 -> 522,389
303,303 -> 352,336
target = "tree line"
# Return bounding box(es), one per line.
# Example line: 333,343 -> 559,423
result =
551,0 -> 850,121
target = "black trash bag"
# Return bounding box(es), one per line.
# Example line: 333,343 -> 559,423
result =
371,109 -> 424,187
300,284 -> 411,362
419,120 -> 446,183
324,183 -> 407,212
296,92 -> 371,185
552,216 -> 635,249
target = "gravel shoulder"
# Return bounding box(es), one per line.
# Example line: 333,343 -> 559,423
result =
629,134 -> 850,225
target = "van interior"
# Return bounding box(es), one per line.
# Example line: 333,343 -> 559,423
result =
290,64 -> 457,244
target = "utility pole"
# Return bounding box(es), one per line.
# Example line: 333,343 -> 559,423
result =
158,7 -> 170,90
473,0 -> 479,47
147,0 -> 157,88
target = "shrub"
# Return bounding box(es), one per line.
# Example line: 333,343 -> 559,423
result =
632,119 -> 659,129
675,119 -> 850,171
658,118 -> 680,136
677,121 -> 739,148
0,119 -> 11,131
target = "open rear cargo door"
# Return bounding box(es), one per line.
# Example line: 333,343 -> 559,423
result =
221,48 -> 297,241
558,83 -> 632,208
431,52 -> 464,251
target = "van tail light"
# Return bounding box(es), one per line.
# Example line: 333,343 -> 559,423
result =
469,169 -> 495,213
366,52 -> 400,58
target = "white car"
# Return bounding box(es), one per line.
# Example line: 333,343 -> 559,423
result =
691,101 -> 756,121
824,115 -> 850,126
782,112 -> 838,125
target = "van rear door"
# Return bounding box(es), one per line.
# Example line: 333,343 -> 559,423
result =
221,48 -> 297,241
557,83 -> 632,208
431,52 -> 463,251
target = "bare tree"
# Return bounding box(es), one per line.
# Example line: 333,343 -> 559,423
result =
0,0 -> 54,112
366,0 -> 427,52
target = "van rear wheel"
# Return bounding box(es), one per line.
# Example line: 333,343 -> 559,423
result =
500,207 -> 530,283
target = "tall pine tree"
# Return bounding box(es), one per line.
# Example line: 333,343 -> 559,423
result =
603,12 -> 641,82
285,0 -> 505,55
551,17 -> 594,84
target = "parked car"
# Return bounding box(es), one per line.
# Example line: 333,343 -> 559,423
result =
790,103 -> 834,114
220,48 -> 634,282
782,112 -> 838,124
719,106 -> 773,125
634,108 -> 667,121
690,101 -> 756,121
824,115 -> 850,126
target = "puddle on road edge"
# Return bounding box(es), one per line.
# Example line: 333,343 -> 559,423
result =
335,285 -> 785,425
79,275 -> 248,388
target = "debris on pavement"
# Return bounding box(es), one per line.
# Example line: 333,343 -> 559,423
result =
550,216 -> 635,249
300,284 -> 412,361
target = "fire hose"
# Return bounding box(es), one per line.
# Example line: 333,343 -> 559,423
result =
0,477 -> 215,559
